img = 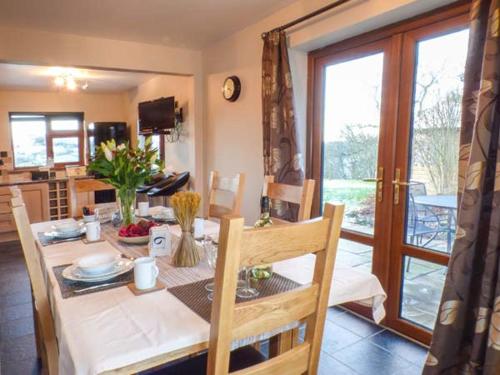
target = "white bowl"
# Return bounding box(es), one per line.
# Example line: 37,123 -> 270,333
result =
53,222 -> 82,233
83,214 -> 97,223
75,253 -> 120,275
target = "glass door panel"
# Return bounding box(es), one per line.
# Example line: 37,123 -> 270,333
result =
322,52 -> 384,236
401,257 -> 447,330
392,19 -> 470,338
404,29 -> 469,254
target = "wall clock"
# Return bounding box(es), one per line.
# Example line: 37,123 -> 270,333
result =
222,76 -> 241,102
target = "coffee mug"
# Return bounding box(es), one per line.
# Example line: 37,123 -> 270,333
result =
134,257 -> 159,290
138,202 -> 150,217
85,221 -> 101,242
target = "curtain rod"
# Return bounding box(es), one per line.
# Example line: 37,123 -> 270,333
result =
261,0 -> 352,39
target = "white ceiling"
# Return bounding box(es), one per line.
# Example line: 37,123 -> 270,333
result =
0,0 -> 297,49
0,63 -> 159,93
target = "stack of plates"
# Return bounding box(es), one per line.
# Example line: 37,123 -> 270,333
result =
152,207 -> 176,222
47,222 -> 85,239
62,253 -> 133,282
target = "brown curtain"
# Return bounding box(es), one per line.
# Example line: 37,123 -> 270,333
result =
262,30 -> 304,221
423,1 -> 500,374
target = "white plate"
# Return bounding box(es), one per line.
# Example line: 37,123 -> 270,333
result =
62,260 -> 134,283
45,227 -> 86,240
53,222 -> 84,233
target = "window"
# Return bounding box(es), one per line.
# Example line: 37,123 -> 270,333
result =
10,113 -> 84,168
138,134 -> 165,161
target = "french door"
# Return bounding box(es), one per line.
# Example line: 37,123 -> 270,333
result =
307,2 -> 470,344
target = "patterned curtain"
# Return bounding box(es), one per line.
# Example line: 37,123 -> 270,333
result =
262,31 -> 304,221
423,1 -> 499,373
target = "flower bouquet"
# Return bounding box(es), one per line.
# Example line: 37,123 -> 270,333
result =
88,137 -> 163,226
170,191 -> 201,267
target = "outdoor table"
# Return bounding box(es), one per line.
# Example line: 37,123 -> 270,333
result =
413,195 -> 457,251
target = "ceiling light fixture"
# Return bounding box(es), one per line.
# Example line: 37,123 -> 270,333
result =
52,73 -> 89,91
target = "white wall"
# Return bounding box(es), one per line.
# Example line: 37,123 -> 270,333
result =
202,0 -> 457,222
0,89 -> 127,153
125,75 -> 196,183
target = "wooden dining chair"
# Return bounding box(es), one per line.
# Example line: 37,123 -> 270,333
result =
263,175 -> 315,223
157,202 -> 344,375
207,171 -> 245,220
10,188 -> 58,375
68,177 -> 116,217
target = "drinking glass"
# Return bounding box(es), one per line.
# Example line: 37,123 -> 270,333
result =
203,237 -> 217,297
236,267 -> 259,299
203,236 -> 246,300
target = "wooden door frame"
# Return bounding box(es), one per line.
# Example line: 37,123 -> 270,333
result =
387,12 -> 469,345
306,0 -> 470,344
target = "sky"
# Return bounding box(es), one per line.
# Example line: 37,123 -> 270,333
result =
322,28 -> 470,143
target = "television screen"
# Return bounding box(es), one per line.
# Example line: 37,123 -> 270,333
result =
138,97 -> 175,134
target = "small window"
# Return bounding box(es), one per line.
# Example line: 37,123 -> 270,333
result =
138,134 -> 164,160
51,119 -> 80,131
10,112 -> 84,169
52,137 -> 80,163
11,117 -> 48,168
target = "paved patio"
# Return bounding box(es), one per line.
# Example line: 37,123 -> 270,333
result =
336,238 -> 447,330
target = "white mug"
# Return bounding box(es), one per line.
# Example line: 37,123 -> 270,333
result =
194,217 -> 204,239
138,201 -> 150,217
134,257 -> 159,290
85,221 -> 101,242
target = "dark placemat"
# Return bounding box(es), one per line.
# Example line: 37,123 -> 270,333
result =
136,215 -> 178,225
52,264 -> 134,299
37,232 -> 84,246
168,274 -> 301,323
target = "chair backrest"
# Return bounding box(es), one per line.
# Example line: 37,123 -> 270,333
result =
263,176 -> 315,222
207,202 -> 344,375
208,171 -> 246,219
10,188 -> 58,375
68,177 -> 116,217
409,181 -> 427,197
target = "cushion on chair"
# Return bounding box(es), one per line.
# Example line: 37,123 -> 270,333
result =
146,345 -> 265,375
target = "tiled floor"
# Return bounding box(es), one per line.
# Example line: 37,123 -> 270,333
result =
0,241 -> 428,375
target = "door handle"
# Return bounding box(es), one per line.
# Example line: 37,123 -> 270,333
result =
363,167 -> 384,203
392,168 -> 410,205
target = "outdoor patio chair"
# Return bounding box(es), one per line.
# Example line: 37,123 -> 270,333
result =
406,193 -> 451,272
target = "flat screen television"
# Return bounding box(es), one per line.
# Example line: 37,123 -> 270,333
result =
138,96 -> 175,134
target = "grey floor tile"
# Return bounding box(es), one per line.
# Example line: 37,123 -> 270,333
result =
333,340 -> 415,375
0,290 -> 32,309
319,351 -> 358,375
331,310 -> 385,338
1,333 -> 38,362
0,316 -> 34,341
0,356 -> 40,375
0,302 -> 33,323
369,329 -> 428,366
322,319 -> 364,354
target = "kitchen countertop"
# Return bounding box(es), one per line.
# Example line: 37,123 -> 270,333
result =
0,175 -> 93,187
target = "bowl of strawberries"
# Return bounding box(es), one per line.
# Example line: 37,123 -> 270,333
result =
118,220 -> 158,244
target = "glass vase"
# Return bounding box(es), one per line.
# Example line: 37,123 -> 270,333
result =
118,188 -> 136,226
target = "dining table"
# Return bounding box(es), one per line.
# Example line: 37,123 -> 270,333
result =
31,208 -> 387,375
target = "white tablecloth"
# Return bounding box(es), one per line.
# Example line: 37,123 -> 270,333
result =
32,217 -> 386,375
